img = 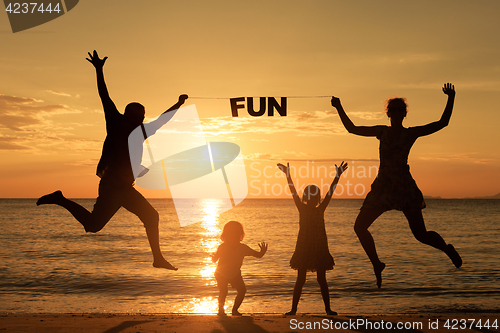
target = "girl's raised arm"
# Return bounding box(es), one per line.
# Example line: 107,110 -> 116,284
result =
411,83 -> 455,137
277,163 -> 302,208
332,96 -> 384,137
319,161 -> 348,210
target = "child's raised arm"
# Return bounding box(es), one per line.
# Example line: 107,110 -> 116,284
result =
319,161 -> 348,209
246,242 -> 268,258
256,242 -> 268,258
277,163 -> 301,208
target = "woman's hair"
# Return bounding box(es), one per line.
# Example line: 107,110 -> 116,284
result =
302,184 -> 321,206
221,221 -> 245,242
385,97 -> 408,118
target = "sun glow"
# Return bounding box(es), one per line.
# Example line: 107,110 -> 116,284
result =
199,199 -> 223,283
175,297 -> 219,314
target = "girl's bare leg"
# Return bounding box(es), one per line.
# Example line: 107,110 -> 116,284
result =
317,270 -> 337,315
286,269 -> 306,315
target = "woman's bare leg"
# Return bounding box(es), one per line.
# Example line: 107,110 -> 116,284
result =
403,209 -> 462,268
354,207 -> 386,288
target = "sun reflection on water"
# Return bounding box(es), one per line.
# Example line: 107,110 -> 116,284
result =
199,199 -> 224,282
173,297 -> 219,314
177,199 -> 227,313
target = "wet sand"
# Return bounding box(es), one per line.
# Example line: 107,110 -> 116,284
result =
1,313 -> 499,332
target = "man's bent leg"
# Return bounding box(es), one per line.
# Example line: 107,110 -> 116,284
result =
122,188 -> 177,270
37,189 -> 119,233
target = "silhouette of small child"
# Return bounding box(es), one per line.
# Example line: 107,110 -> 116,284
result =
278,161 -> 347,315
212,221 -> 268,316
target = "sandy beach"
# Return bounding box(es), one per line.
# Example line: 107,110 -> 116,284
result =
1,313 -> 499,333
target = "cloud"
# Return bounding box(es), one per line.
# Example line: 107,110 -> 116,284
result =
64,158 -> 100,167
244,151 -> 378,163
350,111 -> 385,121
46,90 -> 72,97
0,93 -> 100,153
0,135 -> 31,150
198,110 -> 347,137
418,154 -> 496,164
0,94 -> 79,131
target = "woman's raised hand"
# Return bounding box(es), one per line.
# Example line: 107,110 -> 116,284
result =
331,96 -> 342,108
442,83 -> 455,97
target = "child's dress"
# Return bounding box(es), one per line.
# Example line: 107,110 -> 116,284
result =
362,126 -> 426,212
290,202 -> 334,272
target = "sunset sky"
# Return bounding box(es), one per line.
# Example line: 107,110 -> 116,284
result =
1,0 -> 499,199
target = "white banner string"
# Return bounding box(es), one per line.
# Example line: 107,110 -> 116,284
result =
189,96 -> 331,99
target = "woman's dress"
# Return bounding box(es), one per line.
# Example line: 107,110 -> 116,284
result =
361,126 -> 426,212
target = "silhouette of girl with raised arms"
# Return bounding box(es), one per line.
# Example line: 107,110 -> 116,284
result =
278,161 -> 347,316
212,221 -> 268,316
331,83 -> 462,288
37,50 -> 188,270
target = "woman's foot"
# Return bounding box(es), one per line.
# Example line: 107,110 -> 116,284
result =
326,309 -> 338,316
285,310 -> 297,315
217,309 -> 226,316
36,190 -> 64,206
231,310 -> 243,316
153,258 -> 178,271
374,262 -> 386,288
445,244 -> 462,268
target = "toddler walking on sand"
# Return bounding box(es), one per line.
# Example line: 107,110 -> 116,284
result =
212,221 -> 268,316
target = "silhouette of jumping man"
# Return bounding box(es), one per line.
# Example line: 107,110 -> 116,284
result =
37,50 -> 188,270
331,83 -> 462,288
278,161 -> 347,316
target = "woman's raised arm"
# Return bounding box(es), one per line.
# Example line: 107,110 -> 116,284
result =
412,83 -> 455,137
331,96 -> 384,137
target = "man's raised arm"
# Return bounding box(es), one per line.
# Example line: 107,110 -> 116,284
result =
162,94 -> 189,115
86,50 -> 119,120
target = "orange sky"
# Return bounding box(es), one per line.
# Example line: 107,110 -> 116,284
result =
1,1 -> 499,199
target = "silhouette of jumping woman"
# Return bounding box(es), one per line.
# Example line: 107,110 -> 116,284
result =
278,161 -> 347,316
331,83 -> 462,288
212,221 -> 268,316
37,50 -> 188,270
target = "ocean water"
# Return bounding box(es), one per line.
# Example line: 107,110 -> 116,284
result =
0,198 -> 499,315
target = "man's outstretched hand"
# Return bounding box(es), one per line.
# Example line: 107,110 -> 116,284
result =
178,94 -> 189,104
86,50 -> 107,69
